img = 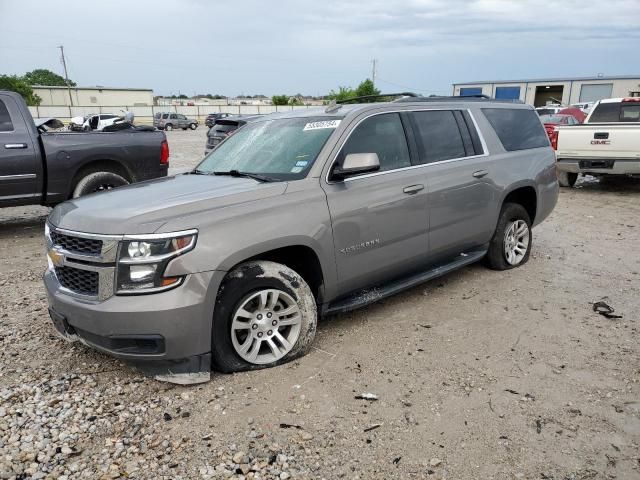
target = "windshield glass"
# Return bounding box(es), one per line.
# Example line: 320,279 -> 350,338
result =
539,114 -> 568,123
196,116 -> 342,181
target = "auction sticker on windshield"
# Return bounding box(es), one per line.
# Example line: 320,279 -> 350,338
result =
303,120 -> 341,131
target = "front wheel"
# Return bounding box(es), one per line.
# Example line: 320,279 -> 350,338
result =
72,171 -> 129,198
211,261 -> 317,373
189,123 -> 198,130
485,203 -> 532,270
558,171 -> 578,187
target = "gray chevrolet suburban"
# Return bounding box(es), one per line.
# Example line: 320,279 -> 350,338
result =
44,95 -> 558,383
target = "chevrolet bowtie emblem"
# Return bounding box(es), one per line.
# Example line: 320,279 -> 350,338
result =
48,247 -> 65,267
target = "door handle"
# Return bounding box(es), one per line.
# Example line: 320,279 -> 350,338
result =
472,169 -> 489,178
403,184 -> 424,195
4,143 -> 28,149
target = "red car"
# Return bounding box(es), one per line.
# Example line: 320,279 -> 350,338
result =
539,113 -> 582,140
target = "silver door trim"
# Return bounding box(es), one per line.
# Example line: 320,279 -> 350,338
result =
0,173 -> 37,180
324,108 -> 490,185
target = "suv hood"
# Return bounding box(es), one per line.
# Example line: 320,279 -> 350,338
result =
48,174 -> 288,234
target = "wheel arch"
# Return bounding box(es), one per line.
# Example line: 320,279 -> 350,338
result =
68,159 -> 134,199
218,241 -> 329,305
500,183 -> 538,225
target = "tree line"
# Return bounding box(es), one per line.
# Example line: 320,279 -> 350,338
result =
0,69 -> 76,106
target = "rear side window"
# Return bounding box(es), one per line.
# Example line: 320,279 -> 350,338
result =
620,103 -> 640,122
483,108 -> 548,151
589,102 -> 620,122
0,100 -> 14,132
162,113 -> 169,119
341,113 -> 411,172
411,110 -> 466,163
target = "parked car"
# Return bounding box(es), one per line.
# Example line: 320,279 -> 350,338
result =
553,97 -> 640,186
44,95 -> 558,383
154,112 -> 198,131
539,113 -> 581,140
204,115 -> 261,155
570,102 -> 595,114
535,105 -> 564,116
69,113 -> 120,132
0,90 -> 169,207
205,113 -> 233,128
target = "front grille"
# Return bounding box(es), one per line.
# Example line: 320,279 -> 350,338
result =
55,266 -> 99,296
50,231 -> 102,255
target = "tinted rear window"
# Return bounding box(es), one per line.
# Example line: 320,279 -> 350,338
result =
213,123 -> 238,132
162,114 -> 169,119
412,110 -> 466,163
620,103 -> 640,122
483,108 -> 549,151
0,100 -> 13,132
589,102 -> 620,122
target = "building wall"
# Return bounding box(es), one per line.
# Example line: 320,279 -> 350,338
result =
453,78 -> 640,105
33,87 -> 154,106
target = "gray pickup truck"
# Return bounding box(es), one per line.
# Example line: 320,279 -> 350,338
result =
44,94 -> 558,383
0,91 -> 169,208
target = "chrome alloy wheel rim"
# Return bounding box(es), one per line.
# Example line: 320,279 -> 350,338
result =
503,220 -> 530,265
231,289 -> 302,364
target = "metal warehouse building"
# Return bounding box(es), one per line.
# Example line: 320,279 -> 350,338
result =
33,86 -> 154,107
452,75 -> 640,107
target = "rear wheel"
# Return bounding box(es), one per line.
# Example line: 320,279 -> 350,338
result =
72,171 -> 129,198
485,203 -> 532,270
558,171 -> 578,187
211,260 -> 317,373
164,123 -> 173,131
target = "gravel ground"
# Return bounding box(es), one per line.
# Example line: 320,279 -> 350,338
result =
0,131 -> 638,479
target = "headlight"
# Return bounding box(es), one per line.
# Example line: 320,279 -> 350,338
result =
116,230 -> 197,294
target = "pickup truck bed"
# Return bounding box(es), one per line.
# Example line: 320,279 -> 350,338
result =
1,90 -> 168,208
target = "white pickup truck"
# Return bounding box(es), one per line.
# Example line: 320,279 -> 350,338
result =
553,97 -> 640,187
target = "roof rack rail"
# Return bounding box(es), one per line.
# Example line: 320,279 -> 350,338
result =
395,94 -> 523,104
336,92 -> 419,104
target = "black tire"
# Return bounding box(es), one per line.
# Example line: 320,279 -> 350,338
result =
485,203 -> 532,271
211,260 -> 317,373
72,171 -> 129,198
164,123 -> 173,131
189,123 -> 198,130
558,171 -> 578,187
182,127 -> 188,130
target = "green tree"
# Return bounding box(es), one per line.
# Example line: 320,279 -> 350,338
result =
325,86 -> 356,102
271,95 -> 290,106
289,97 -> 303,106
23,68 -> 75,87
0,75 -> 41,105
354,78 -> 380,98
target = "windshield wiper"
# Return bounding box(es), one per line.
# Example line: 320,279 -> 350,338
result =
188,169 -> 208,175
213,170 -> 276,183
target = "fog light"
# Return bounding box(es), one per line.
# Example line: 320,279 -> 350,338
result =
129,264 -> 157,282
128,241 -> 152,258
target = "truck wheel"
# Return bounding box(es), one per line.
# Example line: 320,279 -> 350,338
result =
485,203 -> 532,271
189,123 -> 198,130
558,171 -> 578,187
164,123 -> 173,131
72,171 -> 129,198
211,261 -> 317,373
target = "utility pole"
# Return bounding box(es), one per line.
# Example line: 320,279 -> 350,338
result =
58,45 -> 74,106
371,58 -> 377,87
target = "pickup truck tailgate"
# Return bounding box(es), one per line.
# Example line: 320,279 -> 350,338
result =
556,124 -> 640,160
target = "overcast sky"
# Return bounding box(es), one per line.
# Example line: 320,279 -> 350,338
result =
1,0 -> 639,97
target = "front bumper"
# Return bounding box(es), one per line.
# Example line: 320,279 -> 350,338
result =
44,268 -> 227,379
557,158 -> 640,175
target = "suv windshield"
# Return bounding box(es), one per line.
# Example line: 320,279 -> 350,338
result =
196,117 -> 342,181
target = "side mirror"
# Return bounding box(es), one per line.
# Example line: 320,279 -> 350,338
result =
332,153 -> 380,180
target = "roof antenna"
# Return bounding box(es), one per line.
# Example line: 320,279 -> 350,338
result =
325,99 -> 341,113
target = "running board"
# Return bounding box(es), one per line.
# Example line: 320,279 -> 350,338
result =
325,250 -> 487,315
